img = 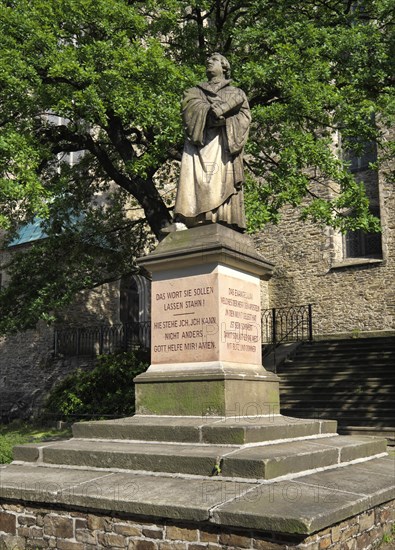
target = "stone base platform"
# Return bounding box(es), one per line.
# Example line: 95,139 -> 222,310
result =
71,413 -> 338,444
1,414 -> 393,546
14,419 -> 387,481
1,456 -> 394,537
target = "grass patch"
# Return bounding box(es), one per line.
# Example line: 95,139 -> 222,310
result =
0,352 -> 149,464
0,421 -> 72,464
380,523 -> 395,546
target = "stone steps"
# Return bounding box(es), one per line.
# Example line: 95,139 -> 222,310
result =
13,434 -> 387,481
277,337 -> 395,437
291,348 -> 395,356
13,413 -> 387,484
339,426 -> 395,442
283,392 -> 394,401
219,436 -> 387,479
281,380 -> 393,391
281,405 -> 395,415
279,408 -> 394,422
280,372 -> 393,379
283,382 -> 393,391
279,395 -> 393,404
297,356 -> 394,362
283,384 -> 393,393
280,403 -> 395,414
283,361 -> 394,368
296,337 -> 395,350
292,350 -> 395,357
6,411 -> 393,537
280,386 -> 394,395
71,414 -> 338,444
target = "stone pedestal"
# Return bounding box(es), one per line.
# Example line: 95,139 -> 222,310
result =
134,224 -> 280,416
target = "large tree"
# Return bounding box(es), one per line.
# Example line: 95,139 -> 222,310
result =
0,0 -> 394,332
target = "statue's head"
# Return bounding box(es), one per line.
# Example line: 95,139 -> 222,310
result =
206,53 -> 231,79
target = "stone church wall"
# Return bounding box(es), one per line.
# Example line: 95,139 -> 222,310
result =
0,280 -> 121,422
255,165 -> 395,337
55,280 -> 121,326
0,323 -> 96,422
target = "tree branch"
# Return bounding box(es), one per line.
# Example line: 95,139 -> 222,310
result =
86,132 -> 171,237
106,111 -> 137,163
37,70 -> 90,91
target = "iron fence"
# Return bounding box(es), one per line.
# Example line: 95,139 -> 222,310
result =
262,304 -> 313,346
54,305 -> 312,357
54,321 -> 151,357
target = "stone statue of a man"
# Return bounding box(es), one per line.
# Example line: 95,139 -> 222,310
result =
174,53 -> 251,232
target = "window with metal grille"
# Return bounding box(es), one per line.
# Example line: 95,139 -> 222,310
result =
344,228 -> 382,258
343,208 -> 382,259
340,122 -> 382,260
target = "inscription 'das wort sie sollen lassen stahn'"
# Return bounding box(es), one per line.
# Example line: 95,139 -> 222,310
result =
155,287 -> 214,300
155,287 -> 253,301
156,286 -> 215,311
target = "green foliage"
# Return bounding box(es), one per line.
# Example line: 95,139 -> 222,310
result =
0,206 -> 150,333
0,421 -> 71,464
211,456 -> 223,476
381,523 -> 395,545
0,426 -> 31,464
44,350 -> 150,421
235,0 -> 394,233
0,0 -> 394,333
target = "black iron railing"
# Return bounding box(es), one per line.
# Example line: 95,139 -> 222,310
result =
55,305 -> 312,358
261,304 -> 313,346
54,322 -> 151,357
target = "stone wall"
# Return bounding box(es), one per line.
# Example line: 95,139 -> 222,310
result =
0,278 -> 122,421
56,281 -> 121,326
0,498 -> 393,549
255,164 -> 395,337
0,323 -> 97,422
0,267 -> 154,421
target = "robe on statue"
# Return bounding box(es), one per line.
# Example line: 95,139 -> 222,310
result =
174,79 -> 251,230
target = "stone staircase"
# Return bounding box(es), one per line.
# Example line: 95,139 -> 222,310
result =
276,336 -> 395,443
1,413 -> 393,539
14,415 -> 387,481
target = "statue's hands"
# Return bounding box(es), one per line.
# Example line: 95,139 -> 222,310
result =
210,101 -> 225,118
207,99 -> 226,127
210,116 -> 225,127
